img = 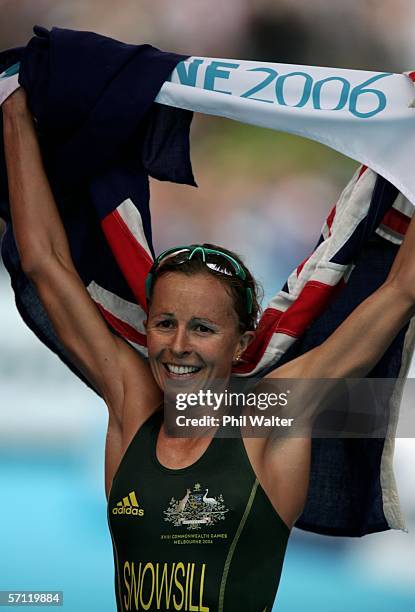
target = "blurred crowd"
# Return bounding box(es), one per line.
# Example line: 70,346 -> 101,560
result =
0,0 -> 413,69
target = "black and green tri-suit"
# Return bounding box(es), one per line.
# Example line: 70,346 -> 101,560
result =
108,410 -> 290,611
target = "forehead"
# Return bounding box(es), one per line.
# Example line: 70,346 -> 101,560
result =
150,272 -> 237,322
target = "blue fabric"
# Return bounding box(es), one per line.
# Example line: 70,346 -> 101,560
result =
262,178 -> 404,536
287,236 -> 405,536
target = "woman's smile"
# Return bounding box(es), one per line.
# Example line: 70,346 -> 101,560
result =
145,271 -> 253,393
163,362 -> 203,378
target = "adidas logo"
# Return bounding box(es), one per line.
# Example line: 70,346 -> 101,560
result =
112,491 -> 144,516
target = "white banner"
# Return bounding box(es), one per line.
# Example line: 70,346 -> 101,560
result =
156,57 -> 415,205
3,58 -> 415,204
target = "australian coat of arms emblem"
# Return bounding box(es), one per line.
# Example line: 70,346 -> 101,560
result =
164,483 -> 228,530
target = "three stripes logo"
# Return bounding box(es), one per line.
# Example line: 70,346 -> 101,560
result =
112,491 -> 144,516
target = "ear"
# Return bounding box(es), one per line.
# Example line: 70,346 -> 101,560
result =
234,330 -> 255,360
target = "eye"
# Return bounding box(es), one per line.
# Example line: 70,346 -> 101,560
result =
194,324 -> 214,334
156,319 -> 174,329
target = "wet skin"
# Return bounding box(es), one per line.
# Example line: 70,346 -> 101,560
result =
144,271 -> 254,395
144,271 -> 255,468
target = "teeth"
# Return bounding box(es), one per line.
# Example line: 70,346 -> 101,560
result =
166,364 -> 201,375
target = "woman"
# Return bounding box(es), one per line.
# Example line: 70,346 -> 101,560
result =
3,87 -> 415,612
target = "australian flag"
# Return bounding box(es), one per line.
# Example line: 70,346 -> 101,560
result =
0,26 -> 412,537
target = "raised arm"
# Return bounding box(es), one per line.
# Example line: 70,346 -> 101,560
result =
2,89 -> 162,426
258,196 -> 415,529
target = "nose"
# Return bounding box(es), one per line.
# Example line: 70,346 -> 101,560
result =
169,325 -> 191,358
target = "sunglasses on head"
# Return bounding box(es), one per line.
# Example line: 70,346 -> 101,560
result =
145,245 -> 253,315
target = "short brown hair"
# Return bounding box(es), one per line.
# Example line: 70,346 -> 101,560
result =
148,243 -> 263,333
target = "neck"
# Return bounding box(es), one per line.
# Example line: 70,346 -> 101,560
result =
156,421 -> 216,470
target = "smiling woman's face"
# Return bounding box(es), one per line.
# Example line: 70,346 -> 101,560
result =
145,271 -> 254,392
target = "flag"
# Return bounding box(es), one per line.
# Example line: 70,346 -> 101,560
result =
1,26 -> 413,536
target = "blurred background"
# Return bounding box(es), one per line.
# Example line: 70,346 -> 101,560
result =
0,1 -> 414,610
